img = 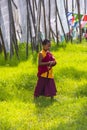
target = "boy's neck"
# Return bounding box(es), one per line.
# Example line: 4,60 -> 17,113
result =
43,48 -> 47,52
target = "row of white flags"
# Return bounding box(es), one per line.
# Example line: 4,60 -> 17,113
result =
0,0 -> 87,52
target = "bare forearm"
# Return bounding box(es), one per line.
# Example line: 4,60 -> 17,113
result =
39,61 -> 50,66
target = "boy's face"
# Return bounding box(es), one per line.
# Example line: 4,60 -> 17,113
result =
43,42 -> 51,51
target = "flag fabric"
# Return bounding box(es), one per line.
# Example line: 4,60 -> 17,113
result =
67,12 -> 83,28
67,12 -> 75,26
82,15 -> 87,21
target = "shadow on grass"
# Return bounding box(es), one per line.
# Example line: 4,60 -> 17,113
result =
0,87 -> 11,101
58,67 -> 87,80
34,96 -> 53,107
34,96 -> 58,117
0,74 -> 37,102
74,83 -> 87,97
50,103 -> 87,130
0,54 -> 37,67
51,121 -> 87,130
0,80 -> 12,101
0,43 -> 38,67
15,73 -> 37,91
13,74 -> 37,102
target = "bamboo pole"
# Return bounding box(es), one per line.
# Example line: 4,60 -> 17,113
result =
11,0 -> 18,9
36,0 -> 41,51
84,0 -> 86,14
28,0 -> 36,37
26,0 -> 29,58
27,0 -> 34,51
0,41 -> 2,53
32,0 -> 38,50
8,0 -> 14,58
38,0 -> 42,50
0,28 -> 7,60
32,0 -> 35,18
28,0 -> 37,51
34,0 -> 37,10
48,0 -> 51,40
8,0 -> 19,59
11,0 -> 19,58
66,0 -> 68,13
55,0 -> 59,44
63,0 -> 71,42
64,0 -> 66,9
76,0 -> 82,42
50,27 -> 58,38
41,0 -> 47,39
72,0 -> 74,18
71,0 -> 74,43
55,0 -> 67,42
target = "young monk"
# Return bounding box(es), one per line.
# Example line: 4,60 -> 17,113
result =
34,39 -> 57,99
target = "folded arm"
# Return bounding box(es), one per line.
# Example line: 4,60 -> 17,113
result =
38,53 -> 50,66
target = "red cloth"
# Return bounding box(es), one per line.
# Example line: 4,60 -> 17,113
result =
82,15 -> 87,21
37,51 -> 55,77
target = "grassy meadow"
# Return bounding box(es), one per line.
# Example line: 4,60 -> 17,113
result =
0,41 -> 87,130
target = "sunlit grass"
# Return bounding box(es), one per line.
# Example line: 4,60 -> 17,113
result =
0,42 -> 87,130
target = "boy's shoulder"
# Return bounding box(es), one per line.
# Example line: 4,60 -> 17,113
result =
39,50 -> 46,57
38,50 -> 43,55
40,50 -> 43,53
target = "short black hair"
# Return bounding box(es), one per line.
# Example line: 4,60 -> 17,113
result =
42,39 -> 50,45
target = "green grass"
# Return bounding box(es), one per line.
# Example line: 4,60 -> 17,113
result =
0,42 -> 87,130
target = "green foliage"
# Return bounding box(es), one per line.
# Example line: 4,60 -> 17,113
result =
0,42 -> 87,130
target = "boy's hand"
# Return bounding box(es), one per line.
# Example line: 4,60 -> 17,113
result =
49,61 -> 56,66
